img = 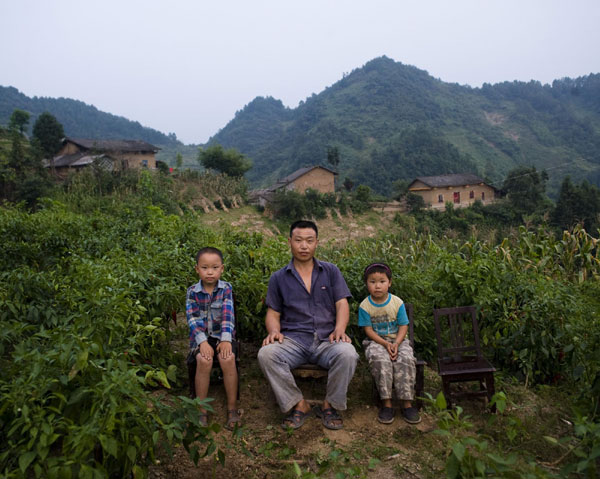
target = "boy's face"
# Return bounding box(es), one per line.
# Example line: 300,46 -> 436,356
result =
366,272 -> 391,302
288,227 -> 318,263
195,252 -> 224,287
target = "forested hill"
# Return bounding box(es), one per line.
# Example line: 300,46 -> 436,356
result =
0,86 -> 180,148
209,56 -> 600,195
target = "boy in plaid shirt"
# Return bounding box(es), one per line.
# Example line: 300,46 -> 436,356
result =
186,247 -> 240,429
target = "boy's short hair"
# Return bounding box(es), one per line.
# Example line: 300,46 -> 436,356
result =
195,246 -> 224,264
363,262 -> 392,282
289,220 -> 318,238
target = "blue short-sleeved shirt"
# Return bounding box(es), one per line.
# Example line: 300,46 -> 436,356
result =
266,258 -> 352,348
357,293 -> 408,338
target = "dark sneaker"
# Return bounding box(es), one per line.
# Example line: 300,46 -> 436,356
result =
401,406 -> 421,424
377,407 -> 395,424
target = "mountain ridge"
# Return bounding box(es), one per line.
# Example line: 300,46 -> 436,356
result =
210,56 -> 600,195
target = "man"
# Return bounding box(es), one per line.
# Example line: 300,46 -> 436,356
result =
257,220 -> 358,430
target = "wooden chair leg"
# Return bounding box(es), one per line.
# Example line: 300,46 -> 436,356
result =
372,378 -> 382,407
442,378 -> 453,410
415,363 -> 424,410
188,359 -> 197,399
486,373 -> 496,412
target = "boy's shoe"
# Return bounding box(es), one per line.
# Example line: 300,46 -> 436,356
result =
401,406 -> 421,424
377,407 -> 395,424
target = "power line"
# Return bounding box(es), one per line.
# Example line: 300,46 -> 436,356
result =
487,157 -> 594,188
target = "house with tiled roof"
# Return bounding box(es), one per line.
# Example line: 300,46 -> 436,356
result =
408,173 -> 497,210
46,137 -> 160,176
250,165 -> 337,207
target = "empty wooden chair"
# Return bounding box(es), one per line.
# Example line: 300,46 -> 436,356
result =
433,306 -> 496,411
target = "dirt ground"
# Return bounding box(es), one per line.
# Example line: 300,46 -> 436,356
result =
147,324 -> 495,479
197,206 -> 398,246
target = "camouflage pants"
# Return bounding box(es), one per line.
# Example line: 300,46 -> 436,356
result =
363,338 -> 416,401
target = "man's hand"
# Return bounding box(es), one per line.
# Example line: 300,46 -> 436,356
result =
387,342 -> 399,361
328,328 -> 351,343
262,330 -> 285,346
216,341 -> 232,359
198,341 -> 214,361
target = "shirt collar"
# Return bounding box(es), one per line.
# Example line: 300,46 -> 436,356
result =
368,293 -> 391,307
192,279 -> 226,294
285,257 -> 323,272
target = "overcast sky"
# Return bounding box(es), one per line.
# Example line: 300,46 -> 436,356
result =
1,0 -> 599,144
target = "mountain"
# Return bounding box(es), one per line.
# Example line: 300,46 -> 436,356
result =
0,86 -> 181,148
209,56 -> 600,196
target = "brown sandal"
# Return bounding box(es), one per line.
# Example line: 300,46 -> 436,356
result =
225,409 -> 242,430
199,413 -> 208,427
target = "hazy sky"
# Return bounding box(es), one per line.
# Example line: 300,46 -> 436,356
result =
1,0 -> 599,144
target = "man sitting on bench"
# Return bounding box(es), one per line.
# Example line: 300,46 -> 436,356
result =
257,220 -> 358,430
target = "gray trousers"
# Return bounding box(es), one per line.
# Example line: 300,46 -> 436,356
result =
363,339 -> 416,401
257,335 -> 358,413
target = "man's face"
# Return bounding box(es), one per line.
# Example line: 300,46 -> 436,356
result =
288,227 -> 318,262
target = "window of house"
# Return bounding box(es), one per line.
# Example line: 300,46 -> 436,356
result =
481,191 -> 485,200
438,194 -> 443,203
142,159 -> 148,167
453,191 -> 460,203
469,190 -> 474,199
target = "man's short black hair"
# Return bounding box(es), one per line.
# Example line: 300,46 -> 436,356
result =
195,246 -> 224,264
289,220 -> 318,238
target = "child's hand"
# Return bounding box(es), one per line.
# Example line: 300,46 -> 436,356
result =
387,342 -> 399,361
216,341 -> 233,359
199,341 -> 214,361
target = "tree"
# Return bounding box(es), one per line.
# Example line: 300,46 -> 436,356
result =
405,192 -> 425,213
552,177 -> 600,231
327,146 -> 340,169
9,109 -> 30,134
175,152 -> 183,169
502,166 -> 549,217
343,177 -> 354,192
32,112 -> 65,159
198,144 -> 252,177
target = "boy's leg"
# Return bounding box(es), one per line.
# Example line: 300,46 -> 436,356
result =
313,340 -> 359,411
217,346 -> 238,411
195,350 -> 214,412
364,341 -> 394,405
257,338 -> 310,413
392,341 -> 417,403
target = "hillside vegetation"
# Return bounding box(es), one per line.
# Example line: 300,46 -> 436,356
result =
210,56 -> 600,196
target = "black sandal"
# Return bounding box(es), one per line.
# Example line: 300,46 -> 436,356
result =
315,406 -> 343,430
281,408 -> 312,430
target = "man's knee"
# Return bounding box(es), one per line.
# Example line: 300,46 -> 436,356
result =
332,343 -> 359,365
257,343 -> 277,367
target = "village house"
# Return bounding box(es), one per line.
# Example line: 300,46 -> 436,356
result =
46,137 -> 160,176
408,173 -> 497,210
250,165 -> 337,207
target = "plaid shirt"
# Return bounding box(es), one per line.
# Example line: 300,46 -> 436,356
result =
186,279 -> 235,349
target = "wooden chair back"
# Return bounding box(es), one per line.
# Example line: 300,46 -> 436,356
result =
434,305 -> 483,364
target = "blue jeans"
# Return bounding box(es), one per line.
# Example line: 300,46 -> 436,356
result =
257,334 -> 358,412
